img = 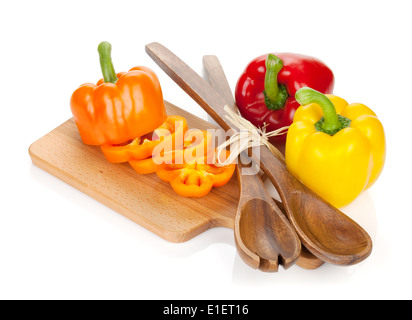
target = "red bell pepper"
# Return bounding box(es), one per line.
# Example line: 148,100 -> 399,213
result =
234,53 -> 335,144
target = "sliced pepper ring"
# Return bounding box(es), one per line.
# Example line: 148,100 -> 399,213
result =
155,149 -> 236,197
129,129 -> 213,175
196,150 -> 236,187
100,115 -> 188,163
172,129 -> 213,165
169,169 -> 214,198
129,157 -> 166,175
155,162 -> 195,182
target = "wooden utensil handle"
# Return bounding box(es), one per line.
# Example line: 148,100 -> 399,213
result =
202,55 -> 237,112
146,43 -> 232,131
259,146 -> 296,194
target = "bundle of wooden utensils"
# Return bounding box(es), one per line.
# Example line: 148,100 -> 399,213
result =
145,42 -> 372,272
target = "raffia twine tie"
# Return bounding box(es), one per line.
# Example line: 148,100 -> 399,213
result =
215,105 -> 289,166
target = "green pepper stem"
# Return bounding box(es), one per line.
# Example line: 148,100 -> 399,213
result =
265,54 -> 283,101
98,41 -> 118,84
263,54 -> 288,110
295,87 -> 342,135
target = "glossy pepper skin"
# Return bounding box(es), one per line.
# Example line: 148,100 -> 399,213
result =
70,42 -> 166,146
285,88 -> 386,208
235,53 -> 334,144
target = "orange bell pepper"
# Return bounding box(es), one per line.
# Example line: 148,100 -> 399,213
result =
70,41 -> 166,146
129,129 -> 213,175
156,149 -> 236,198
100,115 -> 188,163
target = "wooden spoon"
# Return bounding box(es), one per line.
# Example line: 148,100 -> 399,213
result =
201,57 -> 301,272
202,54 -> 324,270
145,42 -> 373,266
233,170 -> 301,271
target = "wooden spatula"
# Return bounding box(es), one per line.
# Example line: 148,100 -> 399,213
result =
145,42 -> 372,266
201,58 -> 302,272
202,54 -> 324,270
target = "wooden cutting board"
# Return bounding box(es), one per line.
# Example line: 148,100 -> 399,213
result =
29,100 -> 322,270
29,101 -> 239,243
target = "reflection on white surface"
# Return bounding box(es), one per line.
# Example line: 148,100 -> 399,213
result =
341,191 -> 377,241
29,158 -> 379,286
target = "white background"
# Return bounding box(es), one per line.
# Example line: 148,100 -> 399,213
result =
1,0 -> 411,300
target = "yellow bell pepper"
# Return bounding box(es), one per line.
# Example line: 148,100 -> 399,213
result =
285,87 -> 386,208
